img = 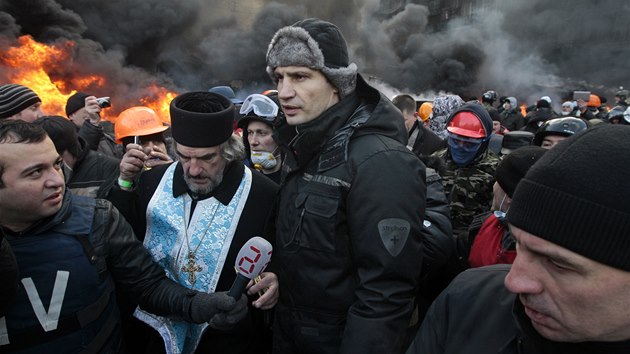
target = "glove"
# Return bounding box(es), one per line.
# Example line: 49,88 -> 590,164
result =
189,291 -> 248,329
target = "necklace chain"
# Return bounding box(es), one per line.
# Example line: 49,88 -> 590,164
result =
180,197 -> 219,285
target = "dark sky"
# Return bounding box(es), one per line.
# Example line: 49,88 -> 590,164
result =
1,0 -> 628,108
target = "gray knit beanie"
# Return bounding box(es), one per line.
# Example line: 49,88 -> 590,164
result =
266,18 -> 358,98
508,124 -> 630,270
0,84 -> 41,119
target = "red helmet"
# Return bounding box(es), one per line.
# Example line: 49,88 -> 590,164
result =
446,111 -> 488,138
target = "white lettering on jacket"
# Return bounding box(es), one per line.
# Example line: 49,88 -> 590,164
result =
0,317 -> 8,345
22,271 -> 70,332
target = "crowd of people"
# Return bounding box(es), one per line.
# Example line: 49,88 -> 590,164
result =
0,17 -> 629,354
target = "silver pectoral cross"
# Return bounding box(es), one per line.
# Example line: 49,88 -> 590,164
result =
181,252 -> 203,284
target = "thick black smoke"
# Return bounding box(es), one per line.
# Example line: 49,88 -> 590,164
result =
1,0 -> 629,110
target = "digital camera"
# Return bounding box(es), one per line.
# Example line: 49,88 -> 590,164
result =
96,97 -> 111,108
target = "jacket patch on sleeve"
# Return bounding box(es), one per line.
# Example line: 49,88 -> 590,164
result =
377,218 -> 410,256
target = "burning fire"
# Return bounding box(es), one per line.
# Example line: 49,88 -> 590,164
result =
520,103 -> 527,117
0,35 -> 177,124
140,84 -> 178,124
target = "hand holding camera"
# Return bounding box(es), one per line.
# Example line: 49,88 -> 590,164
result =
84,96 -> 112,125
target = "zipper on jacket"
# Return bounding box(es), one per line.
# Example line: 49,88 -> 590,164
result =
283,209 -> 305,249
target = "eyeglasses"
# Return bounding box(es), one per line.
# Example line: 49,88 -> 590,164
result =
240,94 -> 279,119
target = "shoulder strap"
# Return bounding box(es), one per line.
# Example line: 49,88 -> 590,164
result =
318,103 -> 374,172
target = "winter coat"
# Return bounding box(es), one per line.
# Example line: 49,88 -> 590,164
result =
429,95 -> 465,139
407,265 -> 629,354
413,166 -> 454,325
522,108 -> 554,133
409,122 -> 446,156
434,148 -> 500,237
467,212 -> 516,268
272,75 -> 426,354
63,137 -> 120,199
78,121 -> 122,159
0,235 -> 18,317
501,108 -> 525,131
419,167 -> 453,278
1,193 -> 210,353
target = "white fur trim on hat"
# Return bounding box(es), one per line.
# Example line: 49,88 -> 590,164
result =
266,25 -> 357,98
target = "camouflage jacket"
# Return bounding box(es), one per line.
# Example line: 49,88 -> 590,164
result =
434,148 -> 501,237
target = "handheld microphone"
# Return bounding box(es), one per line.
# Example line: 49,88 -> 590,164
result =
227,237 -> 272,299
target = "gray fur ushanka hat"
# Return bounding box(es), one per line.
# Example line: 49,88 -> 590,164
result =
266,18 -> 358,98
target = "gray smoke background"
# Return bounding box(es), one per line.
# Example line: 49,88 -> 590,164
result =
1,0 -> 629,112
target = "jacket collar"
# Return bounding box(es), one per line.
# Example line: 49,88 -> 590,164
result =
288,91 -> 360,169
1,192 -> 72,237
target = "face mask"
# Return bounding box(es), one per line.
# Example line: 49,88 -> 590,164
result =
493,194 -> 509,222
448,135 -> 483,166
561,110 -> 571,116
503,103 -> 510,110
251,151 -> 277,170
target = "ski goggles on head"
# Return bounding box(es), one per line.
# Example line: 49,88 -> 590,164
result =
447,132 -> 484,152
240,94 -> 279,119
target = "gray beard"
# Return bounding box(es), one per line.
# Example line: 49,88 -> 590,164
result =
184,167 -> 225,196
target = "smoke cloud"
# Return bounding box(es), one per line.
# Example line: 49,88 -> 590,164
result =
1,0 -> 629,110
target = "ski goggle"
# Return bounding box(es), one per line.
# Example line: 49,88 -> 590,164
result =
240,94 -> 279,119
447,132 -> 484,152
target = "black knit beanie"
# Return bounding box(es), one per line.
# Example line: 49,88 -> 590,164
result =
0,84 -> 41,119
65,92 -> 90,117
508,125 -> 630,270
34,115 -> 82,157
495,146 -> 546,198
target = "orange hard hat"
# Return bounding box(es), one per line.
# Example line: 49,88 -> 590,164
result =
417,102 -> 433,122
446,111 -> 487,138
587,94 -> 601,108
115,106 -> 168,144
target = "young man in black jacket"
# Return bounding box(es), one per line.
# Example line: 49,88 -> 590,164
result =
393,94 -> 445,157
0,120 -> 247,353
407,125 -> 630,354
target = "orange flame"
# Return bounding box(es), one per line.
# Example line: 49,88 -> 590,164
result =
1,36 -> 77,117
1,35 -> 177,124
139,84 -> 177,124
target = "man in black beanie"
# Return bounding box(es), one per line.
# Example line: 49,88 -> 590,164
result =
407,124 -> 630,353
266,18 -> 426,354
107,91 -> 279,353
65,92 -> 122,159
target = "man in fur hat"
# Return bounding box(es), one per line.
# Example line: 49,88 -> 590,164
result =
266,18 -> 426,353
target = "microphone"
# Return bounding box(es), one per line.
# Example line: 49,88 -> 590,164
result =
227,237 -> 273,299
